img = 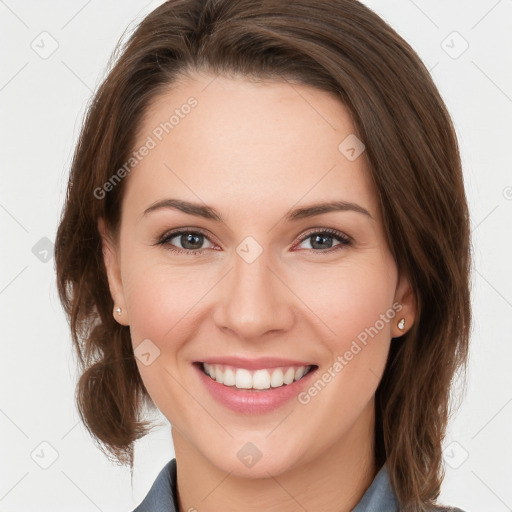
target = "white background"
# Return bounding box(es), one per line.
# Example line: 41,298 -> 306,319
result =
1,0 -> 511,510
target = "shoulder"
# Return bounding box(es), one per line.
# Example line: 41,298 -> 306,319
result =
358,462 -> 468,512
131,458 -> 177,512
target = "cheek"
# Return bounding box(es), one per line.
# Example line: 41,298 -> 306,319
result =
123,261 -> 209,346
291,267 -> 396,430
291,257 -> 397,410
121,258 -> 212,416
324,263 -> 397,396
291,257 -> 397,347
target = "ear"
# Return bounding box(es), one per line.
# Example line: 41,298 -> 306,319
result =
98,217 -> 129,326
391,272 -> 416,338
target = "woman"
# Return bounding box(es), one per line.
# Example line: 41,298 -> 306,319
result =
54,1 -> 471,510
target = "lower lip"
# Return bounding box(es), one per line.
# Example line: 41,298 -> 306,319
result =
194,363 -> 317,414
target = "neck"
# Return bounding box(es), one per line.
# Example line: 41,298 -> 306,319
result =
172,402 -> 377,512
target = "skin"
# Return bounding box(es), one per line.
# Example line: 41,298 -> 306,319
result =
99,71 -> 416,512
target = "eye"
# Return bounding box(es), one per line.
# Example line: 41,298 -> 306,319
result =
294,228 -> 352,252
156,229 -> 216,255
155,227 -> 352,255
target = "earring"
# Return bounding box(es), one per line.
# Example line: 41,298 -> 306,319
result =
397,318 -> 405,331
115,306 -> 122,316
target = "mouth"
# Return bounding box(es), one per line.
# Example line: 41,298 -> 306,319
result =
194,361 -> 318,391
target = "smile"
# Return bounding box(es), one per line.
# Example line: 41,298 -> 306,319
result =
201,362 -> 315,390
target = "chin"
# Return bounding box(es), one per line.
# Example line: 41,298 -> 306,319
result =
202,438 -> 308,479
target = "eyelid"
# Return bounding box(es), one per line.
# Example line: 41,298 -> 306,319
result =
156,227 -> 220,249
294,227 -> 352,245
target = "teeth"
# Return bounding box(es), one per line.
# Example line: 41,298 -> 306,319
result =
253,369 -> 270,390
295,367 -> 306,380
223,367 -> 236,386
235,369 -> 252,389
214,366 -> 224,384
202,363 -> 312,390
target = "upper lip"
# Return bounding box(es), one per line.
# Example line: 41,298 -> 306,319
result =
197,356 -> 316,370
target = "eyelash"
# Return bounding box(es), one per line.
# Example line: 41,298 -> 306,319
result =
155,227 -> 352,255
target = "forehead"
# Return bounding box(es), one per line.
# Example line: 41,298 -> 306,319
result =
122,72 -> 378,223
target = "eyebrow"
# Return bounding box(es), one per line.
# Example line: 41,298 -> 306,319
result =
142,198 -> 374,222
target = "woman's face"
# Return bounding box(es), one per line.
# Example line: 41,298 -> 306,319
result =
100,72 -> 414,478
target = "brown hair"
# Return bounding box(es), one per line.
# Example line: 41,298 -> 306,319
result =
54,0 -> 471,509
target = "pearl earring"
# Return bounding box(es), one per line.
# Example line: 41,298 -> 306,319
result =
397,318 -> 405,331
115,306 -> 122,316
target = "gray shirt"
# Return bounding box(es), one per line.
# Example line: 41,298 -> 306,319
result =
132,459 -> 466,512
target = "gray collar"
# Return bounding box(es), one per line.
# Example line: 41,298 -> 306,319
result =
351,462 -> 398,511
132,459 -> 400,512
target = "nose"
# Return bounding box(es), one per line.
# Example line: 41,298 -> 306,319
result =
212,248 -> 296,341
